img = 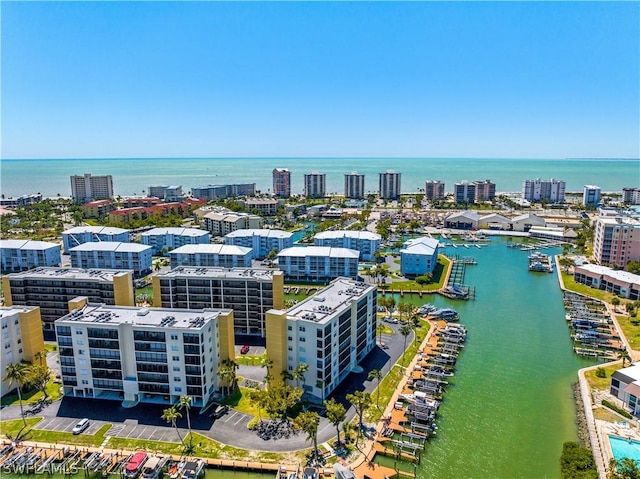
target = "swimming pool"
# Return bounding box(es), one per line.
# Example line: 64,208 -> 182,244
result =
609,435 -> 640,461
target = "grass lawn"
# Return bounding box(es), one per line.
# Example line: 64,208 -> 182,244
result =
584,363 -> 622,391
44,343 -> 58,353
0,418 -> 111,447
283,284 -> 325,302
561,272 -> 617,304
384,256 -> 450,293
1,377 -> 63,406
220,387 -> 263,417
0,417 -> 42,439
615,315 -> 640,350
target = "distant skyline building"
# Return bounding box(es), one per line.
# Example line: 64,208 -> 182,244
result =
344,172 -> 365,199
473,179 -> 496,202
304,172 -> 326,198
378,170 -> 401,200
454,181 -> 476,204
424,180 -> 446,200
148,185 -> 184,201
273,168 -> 291,197
70,174 -> 114,204
583,185 -> 601,207
522,178 -> 566,203
623,188 -> 640,205
191,183 -> 255,201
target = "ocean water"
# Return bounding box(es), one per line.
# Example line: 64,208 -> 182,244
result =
0,157 -> 637,199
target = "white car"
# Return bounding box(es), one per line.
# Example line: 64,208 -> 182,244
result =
72,418 -> 90,434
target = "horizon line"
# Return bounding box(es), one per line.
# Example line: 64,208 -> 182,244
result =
3,156 -> 639,161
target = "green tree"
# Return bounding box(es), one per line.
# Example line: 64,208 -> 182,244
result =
376,323 -> 386,346
618,350 -> 631,368
626,261 -> 640,275
295,411 -> 320,464
324,398 -> 346,445
4,362 -> 29,427
293,363 -> 309,390
609,457 -> 640,479
263,382 -> 303,422
26,364 -> 52,400
260,356 -> 274,385
612,297 -> 621,307
221,358 -> 239,393
368,369 -> 383,410
178,395 -> 193,450
346,390 -> 372,444
161,406 -> 184,445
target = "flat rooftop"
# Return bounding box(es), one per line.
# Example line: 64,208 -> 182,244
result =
69,242 -> 152,253
170,244 -> 251,255
158,266 -> 278,281
285,277 -> 374,323
63,226 -> 129,235
278,246 -> 360,259
58,303 -> 229,330
1,305 -> 39,318
6,267 -> 132,281
0,239 -> 60,250
140,227 -> 209,237
225,229 -> 292,239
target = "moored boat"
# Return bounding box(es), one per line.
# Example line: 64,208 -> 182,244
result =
166,460 -> 185,479
124,452 -> 148,479
180,459 -> 204,479
141,456 -> 166,479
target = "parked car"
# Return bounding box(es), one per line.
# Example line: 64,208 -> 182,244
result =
210,404 -> 229,418
240,345 -> 250,354
72,418 -> 90,434
383,316 -> 398,324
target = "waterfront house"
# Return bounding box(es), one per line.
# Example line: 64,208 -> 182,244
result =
400,237 -> 439,278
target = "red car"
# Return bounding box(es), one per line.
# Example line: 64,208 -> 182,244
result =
240,345 -> 250,354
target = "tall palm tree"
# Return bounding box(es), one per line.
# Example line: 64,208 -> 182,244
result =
178,395 -> 193,449
295,411 -> 320,464
399,325 -> 413,370
161,406 -> 184,445
260,356 -> 274,385
324,398 -> 346,445
368,369 -> 383,410
618,350 -> 631,368
376,324 -> 385,346
4,362 -> 29,427
346,391 -> 372,445
33,350 -> 47,366
221,359 -> 239,393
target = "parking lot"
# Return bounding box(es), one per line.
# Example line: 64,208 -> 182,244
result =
33,416 -> 108,436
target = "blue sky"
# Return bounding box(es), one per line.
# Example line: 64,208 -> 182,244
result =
2,1 -> 638,159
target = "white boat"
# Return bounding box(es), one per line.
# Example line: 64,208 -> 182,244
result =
141,457 -> 166,479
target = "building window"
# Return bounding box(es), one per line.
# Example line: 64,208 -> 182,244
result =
174,377 -> 181,382
170,334 -> 178,340
75,329 -> 83,335
81,380 -> 89,385
173,366 -> 180,372
171,345 -> 179,352
172,356 -> 180,361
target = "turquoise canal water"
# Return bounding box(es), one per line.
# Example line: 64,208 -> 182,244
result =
380,238 -> 595,478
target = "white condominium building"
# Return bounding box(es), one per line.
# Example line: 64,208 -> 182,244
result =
224,229 -> 293,260
169,244 -> 252,269
55,301 -> 235,406
473,179 -> 496,202
304,172 -> 326,198
69,242 -> 153,278
583,185 -> 601,207
521,178 -> 566,203
62,226 -> 130,253
623,188 -> 640,205
241,198 -> 281,216
140,227 -> 210,255
277,246 -> 360,282
344,172 -> 365,199
70,174 -> 114,203
0,239 -> 61,273
313,230 -> 381,261
153,267 -> 284,337
454,181 -> 476,204
266,278 -> 377,401
1,306 -> 45,396
379,170 -> 401,200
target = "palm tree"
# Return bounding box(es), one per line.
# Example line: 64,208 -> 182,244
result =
618,350 -> 631,368
178,395 -> 193,449
33,350 -> 47,366
399,325 -> 413,370
221,358 -> 239,393
260,356 -> 274,385
293,363 -> 309,390
161,406 -> 184,445
376,324 -> 385,346
4,362 -> 29,427
324,398 -> 346,445
296,411 -> 320,464
368,369 -> 383,410
346,391 -> 372,445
